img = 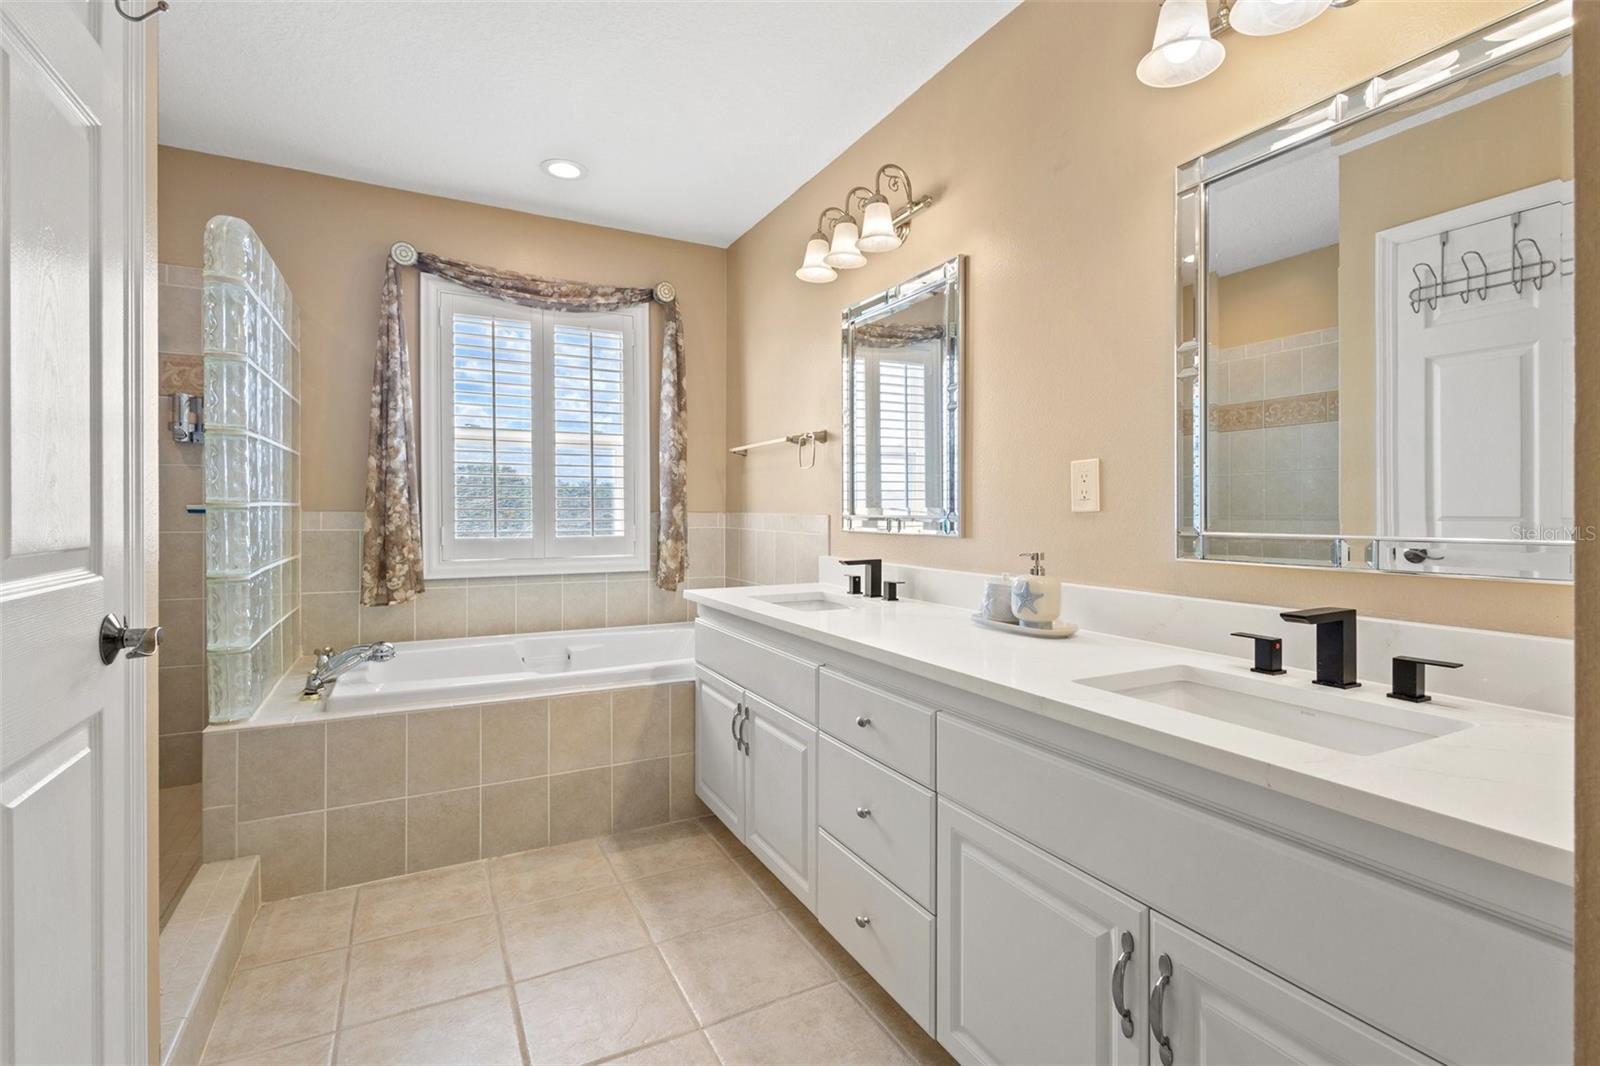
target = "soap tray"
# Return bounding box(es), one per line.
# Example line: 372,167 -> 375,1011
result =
971,613 -> 1079,639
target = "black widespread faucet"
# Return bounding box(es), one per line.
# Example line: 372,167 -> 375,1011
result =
1279,606 -> 1360,688
840,558 -> 883,598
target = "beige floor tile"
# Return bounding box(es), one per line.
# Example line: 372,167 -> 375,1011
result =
601,819 -> 724,882
729,852 -> 803,910
704,984 -> 910,1066
515,947 -> 697,1066
657,911 -> 831,1026
238,889 -> 357,970
624,859 -> 772,943
777,904 -> 865,979
487,838 -> 617,909
201,950 -> 348,1064
843,974 -> 957,1066
602,1030 -> 721,1065
341,916 -> 507,1028
499,884 -> 649,980
351,862 -> 492,942
215,1034 -> 335,1065
333,988 -> 522,1066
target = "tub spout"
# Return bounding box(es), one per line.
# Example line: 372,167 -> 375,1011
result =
303,641 -> 396,697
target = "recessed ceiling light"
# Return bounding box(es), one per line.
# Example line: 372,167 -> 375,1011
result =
541,158 -> 586,180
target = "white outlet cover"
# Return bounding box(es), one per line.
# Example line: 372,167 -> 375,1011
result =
1071,458 -> 1101,512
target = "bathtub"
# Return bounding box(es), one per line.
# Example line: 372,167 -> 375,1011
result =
324,622 -> 696,714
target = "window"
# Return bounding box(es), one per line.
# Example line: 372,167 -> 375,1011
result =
851,344 -> 941,517
420,276 -> 649,577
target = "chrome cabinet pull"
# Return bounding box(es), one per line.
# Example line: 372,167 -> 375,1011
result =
1149,953 -> 1174,1066
855,715 -> 871,728
854,915 -> 871,928
1111,930 -> 1135,1039
855,806 -> 872,819
730,702 -> 742,748
737,706 -> 750,755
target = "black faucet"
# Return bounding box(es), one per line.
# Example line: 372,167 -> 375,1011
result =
840,558 -> 883,598
1279,607 -> 1360,688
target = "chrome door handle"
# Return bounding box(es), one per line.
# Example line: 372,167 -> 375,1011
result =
99,614 -> 162,665
856,806 -> 872,819
855,715 -> 871,728
854,915 -> 871,928
1111,930 -> 1135,1039
1150,953 -> 1174,1066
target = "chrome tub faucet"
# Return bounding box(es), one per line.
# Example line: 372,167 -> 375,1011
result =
302,641 -> 396,697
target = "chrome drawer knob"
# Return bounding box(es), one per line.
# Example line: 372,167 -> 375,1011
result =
854,915 -> 871,928
855,715 -> 872,728
856,806 -> 872,818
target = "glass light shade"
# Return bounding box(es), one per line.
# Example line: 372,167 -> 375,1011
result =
824,221 -> 867,269
1137,0 -> 1225,88
857,200 -> 902,253
1228,0 -> 1331,36
795,237 -> 837,283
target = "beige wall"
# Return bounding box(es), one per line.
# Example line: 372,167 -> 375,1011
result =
1572,0 -> 1597,1058
724,0 -> 1571,637
1214,245 -> 1339,350
1336,73 -> 1573,533
157,148 -> 729,514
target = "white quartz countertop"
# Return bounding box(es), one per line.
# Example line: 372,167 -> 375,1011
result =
685,584 -> 1574,885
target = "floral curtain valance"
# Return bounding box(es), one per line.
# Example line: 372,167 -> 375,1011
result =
360,251 -> 688,606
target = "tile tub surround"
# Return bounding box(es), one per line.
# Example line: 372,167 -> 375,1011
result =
202,681 -> 711,900
160,856 -> 261,1066
195,818 -> 952,1065
159,264 -> 209,786
723,513 -> 830,588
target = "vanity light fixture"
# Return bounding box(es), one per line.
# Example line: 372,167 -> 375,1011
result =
1138,0 -> 1355,89
793,164 -> 932,283
541,158 -> 587,180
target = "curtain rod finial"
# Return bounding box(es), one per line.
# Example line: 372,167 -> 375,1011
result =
390,241 -> 418,266
653,281 -> 676,304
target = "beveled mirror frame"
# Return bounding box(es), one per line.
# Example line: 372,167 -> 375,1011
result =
1173,0 -> 1574,580
841,255 -> 964,536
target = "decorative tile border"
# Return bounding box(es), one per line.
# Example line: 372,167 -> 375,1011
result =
1209,390 -> 1339,433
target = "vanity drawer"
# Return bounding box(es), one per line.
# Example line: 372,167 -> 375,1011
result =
816,829 -> 934,1033
817,736 -> 935,909
818,669 -> 934,785
695,619 -> 818,723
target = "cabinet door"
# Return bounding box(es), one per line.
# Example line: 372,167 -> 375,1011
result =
938,799 -> 1148,1066
744,692 -> 818,908
694,667 -> 747,838
1147,914 -> 1437,1066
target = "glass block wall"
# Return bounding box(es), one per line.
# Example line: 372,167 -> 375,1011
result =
203,216 -> 302,723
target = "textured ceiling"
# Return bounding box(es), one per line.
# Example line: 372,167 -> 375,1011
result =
158,0 -> 1018,247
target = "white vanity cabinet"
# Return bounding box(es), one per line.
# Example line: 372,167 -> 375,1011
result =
937,798 -> 1149,1066
693,621 -> 821,908
1146,915 -> 1434,1066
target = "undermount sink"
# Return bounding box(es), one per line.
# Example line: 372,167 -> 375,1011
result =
1078,665 -> 1469,755
753,591 -> 860,613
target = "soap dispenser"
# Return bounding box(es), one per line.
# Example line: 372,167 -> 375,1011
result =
1011,552 -> 1060,629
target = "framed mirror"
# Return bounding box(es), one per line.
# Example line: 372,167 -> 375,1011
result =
1176,0 -> 1575,581
842,256 -> 964,535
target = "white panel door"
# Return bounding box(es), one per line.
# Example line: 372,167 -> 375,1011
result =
937,799 -> 1148,1066
694,667 -> 746,838
1385,190 -> 1572,576
743,692 -> 817,908
1,2 -> 147,1064
1148,914 -> 1436,1066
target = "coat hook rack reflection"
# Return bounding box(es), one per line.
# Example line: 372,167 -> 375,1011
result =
1407,214 -> 1564,314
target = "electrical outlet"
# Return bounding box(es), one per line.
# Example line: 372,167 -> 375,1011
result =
1071,458 -> 1101,512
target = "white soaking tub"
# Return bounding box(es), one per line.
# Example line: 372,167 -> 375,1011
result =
323,622 -> 695,714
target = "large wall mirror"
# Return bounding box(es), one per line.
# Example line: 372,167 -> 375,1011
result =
1176,1 -> 1575,581
842,256 -> 964,535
